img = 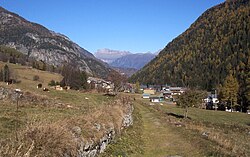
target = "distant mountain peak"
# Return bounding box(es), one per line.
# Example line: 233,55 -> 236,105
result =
94,48 -> 131,63
110,53 -> 156,70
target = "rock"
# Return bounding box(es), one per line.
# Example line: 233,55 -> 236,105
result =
122,114 -> 133,127
94,123 -> 101,131
0,87 -> 10,100
202,132 -> 209,138
72,126 -> 82,137
88,150 -> 97,157
99,141 -> 107,153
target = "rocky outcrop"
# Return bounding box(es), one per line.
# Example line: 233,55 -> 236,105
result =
0,7 -> 112,78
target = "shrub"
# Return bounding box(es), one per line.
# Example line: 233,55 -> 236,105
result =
48,80 -> 56,86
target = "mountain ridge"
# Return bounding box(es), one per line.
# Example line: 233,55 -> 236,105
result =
0,6 -> 112,78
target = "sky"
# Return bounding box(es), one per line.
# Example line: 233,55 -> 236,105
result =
0,0 -> 225,54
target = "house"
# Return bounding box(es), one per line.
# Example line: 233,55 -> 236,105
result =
150,97 -> 160,102
87,77 -> 114,91
150,96 -> 164,102
169,87 -> 185,95
162,91 -> 172,99
204,91 -> 219,110
143,89 -> 156,95
142,93 -> 150,99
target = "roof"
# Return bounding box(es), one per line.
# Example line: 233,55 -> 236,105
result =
169,87 -> 182,90
150,97 -> 160,99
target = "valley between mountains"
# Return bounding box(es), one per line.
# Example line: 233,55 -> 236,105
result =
0,0 -> 250,156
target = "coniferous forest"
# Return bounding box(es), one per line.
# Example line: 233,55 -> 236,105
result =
129,0 -> 249,108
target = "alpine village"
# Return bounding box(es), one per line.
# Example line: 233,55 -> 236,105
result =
0,0 -> 249,157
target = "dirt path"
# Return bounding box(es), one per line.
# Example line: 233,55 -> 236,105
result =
132,103 -> 204,157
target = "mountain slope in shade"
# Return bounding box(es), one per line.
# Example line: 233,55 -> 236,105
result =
94,48 -> 131,63
110,53 -> 156,70
0,7 -> 112,78
130,0 -> 249,91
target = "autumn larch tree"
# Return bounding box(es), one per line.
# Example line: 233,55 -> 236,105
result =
219,72 -> 239,112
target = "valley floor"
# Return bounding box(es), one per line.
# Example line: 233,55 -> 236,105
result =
103,94 -> 250,157
132,102 -> 204,157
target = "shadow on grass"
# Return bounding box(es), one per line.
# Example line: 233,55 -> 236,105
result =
166,112 -> 191,120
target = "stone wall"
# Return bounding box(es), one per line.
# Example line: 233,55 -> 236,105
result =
73,103 -> 134,157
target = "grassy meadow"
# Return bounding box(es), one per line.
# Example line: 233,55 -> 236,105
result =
0,62 -> 131,156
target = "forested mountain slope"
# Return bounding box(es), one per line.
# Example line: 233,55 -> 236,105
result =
130,0 -> 249,92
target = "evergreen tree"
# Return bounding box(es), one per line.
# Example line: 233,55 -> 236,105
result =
3,64 -> 10,82
220,73 -> 239,111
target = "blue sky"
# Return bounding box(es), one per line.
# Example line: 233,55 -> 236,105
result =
0,0 -> 225,53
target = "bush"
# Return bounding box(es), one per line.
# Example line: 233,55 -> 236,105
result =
48,80 -> 56,86
48,80 -> 60,86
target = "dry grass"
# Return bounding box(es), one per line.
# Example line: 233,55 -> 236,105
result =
145,101 -> 250,156
0,96 -> 133,156
0,62 -> 134,156
0,122 -> 77,157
